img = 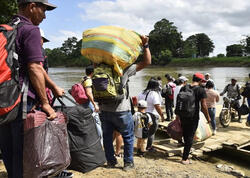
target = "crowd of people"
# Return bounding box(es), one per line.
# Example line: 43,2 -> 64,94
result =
0,0 -> 249,177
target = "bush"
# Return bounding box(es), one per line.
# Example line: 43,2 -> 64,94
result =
217,53 -> 225,58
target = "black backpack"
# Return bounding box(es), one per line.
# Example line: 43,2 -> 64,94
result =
161,84 -> 172,97
0,18 -> 22,125
175,85 -> 196,118
241,82 -> 250,98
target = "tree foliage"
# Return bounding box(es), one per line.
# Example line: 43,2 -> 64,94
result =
0,0 -> 18,24
226,44 -> 244,57
185,33 -> 214,57
149,18 -> 183,58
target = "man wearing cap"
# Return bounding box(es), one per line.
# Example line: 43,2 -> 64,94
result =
0,1 -> 65,177
179,73 -> 210,165
220,78 -> 241,122
205,73 -> 216,89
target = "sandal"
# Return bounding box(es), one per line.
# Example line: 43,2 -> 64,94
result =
115,153 -> 123,158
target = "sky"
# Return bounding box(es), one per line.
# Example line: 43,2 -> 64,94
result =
40,0 -> 250,56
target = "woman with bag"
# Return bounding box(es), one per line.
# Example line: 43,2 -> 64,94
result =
138,78 -> 165,151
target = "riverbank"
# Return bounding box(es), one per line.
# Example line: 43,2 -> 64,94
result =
166,56 -> 250,67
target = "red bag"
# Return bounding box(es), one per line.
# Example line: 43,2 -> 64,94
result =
71,83 -> 88,104
166,118 -> 183,141
23,110 -> 71,178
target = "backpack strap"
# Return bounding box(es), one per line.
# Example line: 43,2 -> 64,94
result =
145,91 -> 150,101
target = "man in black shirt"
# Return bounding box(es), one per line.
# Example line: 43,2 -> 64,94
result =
180,73 -> 210,164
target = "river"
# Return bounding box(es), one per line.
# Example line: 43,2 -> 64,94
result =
49,66 -> 250,175
49,66 -> 250,105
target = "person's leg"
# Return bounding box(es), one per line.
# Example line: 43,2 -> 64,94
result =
170,99 -> 174,119
137,138 -> 142,152
247,98 -> 250,122
181,119 -> 199,161
165,99 -> 171,121
99,112 -> 116,164
113,111 -> 134,164
113,131 -> 123,156
146,117 -> 158,150
0,124 -> 13,177
141,139 -> 147,152
208,108 -> 216,131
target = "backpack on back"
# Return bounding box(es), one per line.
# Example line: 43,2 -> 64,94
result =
175,85 -> 196,118
70,82 -> 88,104
92,64 -> 125,104
161,84 -> 172,97
0,19 -> 22,125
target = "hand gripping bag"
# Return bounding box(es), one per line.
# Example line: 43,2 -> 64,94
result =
81,26 -> 143,76
23,110 -> 71,178
193,112 -> 212,142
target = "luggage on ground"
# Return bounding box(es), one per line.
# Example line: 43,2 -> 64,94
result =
23,110 -> 70,178
193,113 -> 212,142
175,85 -> 196,118
60,96 -> 106,173
81,26 -> 143,76
0,18 -> 22,125
166,118 -> 183,141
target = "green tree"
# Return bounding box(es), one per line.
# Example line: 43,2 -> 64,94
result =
0,0 -> 18,24
158,49 -> 172,65
60,37 -> 78,56
185,33 -> 214,57
182,36 -> 197,58
149,18 -> 183,58
226,44 -> 244,57
217,53 -> 225,58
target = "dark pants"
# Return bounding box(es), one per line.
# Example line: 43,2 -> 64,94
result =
146,115 -> 158,149
165,97 -> 173,120
0,104 -> 23,178
180,118 -> 199,161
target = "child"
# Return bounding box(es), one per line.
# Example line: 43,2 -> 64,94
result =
133,100 -> 152,156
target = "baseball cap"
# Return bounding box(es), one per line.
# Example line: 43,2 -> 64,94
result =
18,0 -> 57,11
39,29 -> 49,43
194,72 -> 206,82
205,73 -> 211,76
138,100 -> 147,108
179,76 -> 188,82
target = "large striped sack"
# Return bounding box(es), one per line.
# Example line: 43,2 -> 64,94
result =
81,26 -> 143,76
193,112 -> 212,142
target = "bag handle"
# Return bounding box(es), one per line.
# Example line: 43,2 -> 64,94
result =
51,95 -> 79,107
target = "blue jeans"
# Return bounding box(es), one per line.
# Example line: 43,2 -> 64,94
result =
208,108 -> 216,130
99,111 -> 134,164
247,98 -> 250,122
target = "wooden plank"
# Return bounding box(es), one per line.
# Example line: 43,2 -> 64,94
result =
201,147 -> 212,152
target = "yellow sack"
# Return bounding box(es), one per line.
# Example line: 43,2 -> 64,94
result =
81,26 -> 143,76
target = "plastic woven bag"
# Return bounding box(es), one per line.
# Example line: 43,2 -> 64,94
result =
23,110 -> 71,178
194,113 -> 212,142
166,118 -> 183,141
81,26 -> 143,76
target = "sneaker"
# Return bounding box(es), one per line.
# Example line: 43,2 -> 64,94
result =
107,159 -> 118,168
123,162 -> 134,171
54,170 -> 73,178
212,130 -> 217,135
147,147 -> 156,152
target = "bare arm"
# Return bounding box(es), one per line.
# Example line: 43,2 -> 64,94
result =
136,35 -> 151,72
154,104 -> 164,122
216,93 -> 220,102
85,87 -> 99,112
201,98 -> 211,123
28,62 -> 64,119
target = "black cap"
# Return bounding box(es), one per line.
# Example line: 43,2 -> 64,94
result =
18,0 -> 57,11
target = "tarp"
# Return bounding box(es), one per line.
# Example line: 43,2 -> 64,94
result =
81,26 -> 143,76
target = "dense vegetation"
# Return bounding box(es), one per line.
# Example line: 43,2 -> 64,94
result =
1,2 -> 249,67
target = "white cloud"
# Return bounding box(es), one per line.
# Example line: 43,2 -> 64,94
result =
44,30 -> 82,49
77,0 -> 250,55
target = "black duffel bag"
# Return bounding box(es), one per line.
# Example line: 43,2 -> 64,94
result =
238,104 -> 250,115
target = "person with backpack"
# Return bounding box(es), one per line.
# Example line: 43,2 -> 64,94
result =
175,73 -> 210,165
242,73 -> 250,127
81,65 -> 99,112
162,76 -> 176,121
133,100 -> 153,157
220,78 -> 242,122
98,35 -> 151,171
138,78 -> 164,152
0,1 -> 66,177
